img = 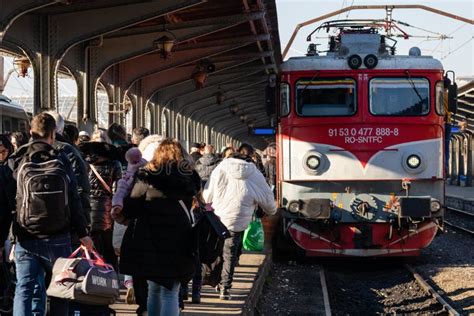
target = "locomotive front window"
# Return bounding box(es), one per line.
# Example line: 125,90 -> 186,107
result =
296,78 -> 356,116
370,78 -> 430,116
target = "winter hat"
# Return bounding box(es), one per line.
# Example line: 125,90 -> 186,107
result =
125,147 -> 146,165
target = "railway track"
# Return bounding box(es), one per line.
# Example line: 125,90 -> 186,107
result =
325,259 -> 466,315
320,267 -> 332,316
444,207 -> 474,236
405,264 -> 460,316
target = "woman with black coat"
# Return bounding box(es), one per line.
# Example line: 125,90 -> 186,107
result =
78,131 -> 122,267
119,138 -> 201,316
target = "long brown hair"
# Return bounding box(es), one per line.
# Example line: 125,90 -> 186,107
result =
147,138 -> 189,172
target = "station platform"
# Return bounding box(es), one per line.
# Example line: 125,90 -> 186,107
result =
110,252 -> 270,316
445,184 -> 474,211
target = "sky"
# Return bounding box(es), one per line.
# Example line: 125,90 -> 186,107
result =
2,0 -> 473,100
276,0 -> 473,78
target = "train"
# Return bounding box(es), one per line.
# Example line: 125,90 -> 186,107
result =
272,21 -> 458,257
0,94 -> 29,134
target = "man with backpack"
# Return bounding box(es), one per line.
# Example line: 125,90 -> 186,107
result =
6,112 -> 92,316
46,111 -> 91,230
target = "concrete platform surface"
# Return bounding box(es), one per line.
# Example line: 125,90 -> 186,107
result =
110,252 -> 268,316
446,184 -> 474,200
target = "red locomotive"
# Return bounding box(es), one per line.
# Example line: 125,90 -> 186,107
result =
273,21 -> 458,257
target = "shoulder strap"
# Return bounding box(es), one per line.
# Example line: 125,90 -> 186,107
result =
90,164 -> 112,193
179,200 -> 195,227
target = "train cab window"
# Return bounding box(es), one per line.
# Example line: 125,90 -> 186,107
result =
435,81 -> 446,116
280,82 -> 290,116
296,78 -> 356,116
370,78 -> 430,116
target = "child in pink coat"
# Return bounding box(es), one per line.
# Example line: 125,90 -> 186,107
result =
112,147 -> 146,304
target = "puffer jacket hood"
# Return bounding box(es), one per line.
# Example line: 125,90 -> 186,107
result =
138,134 -> 164,162
224,157 -> 256,180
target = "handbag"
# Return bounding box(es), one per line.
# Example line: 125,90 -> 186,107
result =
46,246 -> 120,305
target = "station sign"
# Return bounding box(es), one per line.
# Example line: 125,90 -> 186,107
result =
251,127 -> 276,136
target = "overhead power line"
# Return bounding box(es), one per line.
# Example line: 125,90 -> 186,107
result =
441,36 -> 474,60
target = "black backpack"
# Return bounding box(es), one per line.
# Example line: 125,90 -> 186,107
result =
15,147 -> 71,235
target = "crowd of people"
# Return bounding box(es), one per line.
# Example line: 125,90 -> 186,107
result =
0,111 -> 277,316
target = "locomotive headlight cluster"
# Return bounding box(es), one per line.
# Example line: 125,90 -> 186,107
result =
402,152 -> 426,174
306,155 -> 321,170
406,154 -> 421,169
303,151 -> 328,175
430,200 -> 442,213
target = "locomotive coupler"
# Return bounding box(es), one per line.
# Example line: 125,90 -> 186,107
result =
401,179 -> 411,197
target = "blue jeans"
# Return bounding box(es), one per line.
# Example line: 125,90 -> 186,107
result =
147,280 -> 180,316
13,234 -> 71,316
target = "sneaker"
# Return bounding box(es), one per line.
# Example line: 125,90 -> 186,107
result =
219,288 -> 231,300
125,287 -> 135,305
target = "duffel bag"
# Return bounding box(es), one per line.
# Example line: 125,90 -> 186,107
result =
47,246 -> 120,305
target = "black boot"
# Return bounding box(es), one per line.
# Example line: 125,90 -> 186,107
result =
192,285 -> 201,304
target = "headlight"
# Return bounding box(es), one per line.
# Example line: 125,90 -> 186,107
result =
430,200 -> 441,212
406,154 -> 421,169
306,155 -> 321,170
288,201 -> 300,213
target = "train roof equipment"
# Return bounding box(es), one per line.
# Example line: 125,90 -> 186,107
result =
281,19 -> 444,72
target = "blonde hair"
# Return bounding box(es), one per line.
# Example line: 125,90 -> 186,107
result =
147,138 -> 190,171
91,130 -> 111,144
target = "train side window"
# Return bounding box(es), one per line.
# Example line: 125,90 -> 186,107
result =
435,81 -> 446,116
280,82 -> 290,116
19,120 -> 28,133
3,119 -> 11,133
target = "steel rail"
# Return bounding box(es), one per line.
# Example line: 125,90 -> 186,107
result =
447,207 -> 474,218
405,264 -> 460,316
444,220 -> 474,235
319,267 -> 332,316
445,206 -> 474,235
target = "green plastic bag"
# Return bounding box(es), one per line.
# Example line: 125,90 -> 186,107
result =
243,216 -> 264,251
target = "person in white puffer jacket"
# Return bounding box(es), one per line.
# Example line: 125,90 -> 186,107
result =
203,149 -> 276,300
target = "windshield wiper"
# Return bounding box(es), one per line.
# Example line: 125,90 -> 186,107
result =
405,70 -> 425,105
297,71 -> 319,105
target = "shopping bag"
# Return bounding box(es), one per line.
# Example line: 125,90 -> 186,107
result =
47,246 -> 120,305
243,216 -> 264,251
